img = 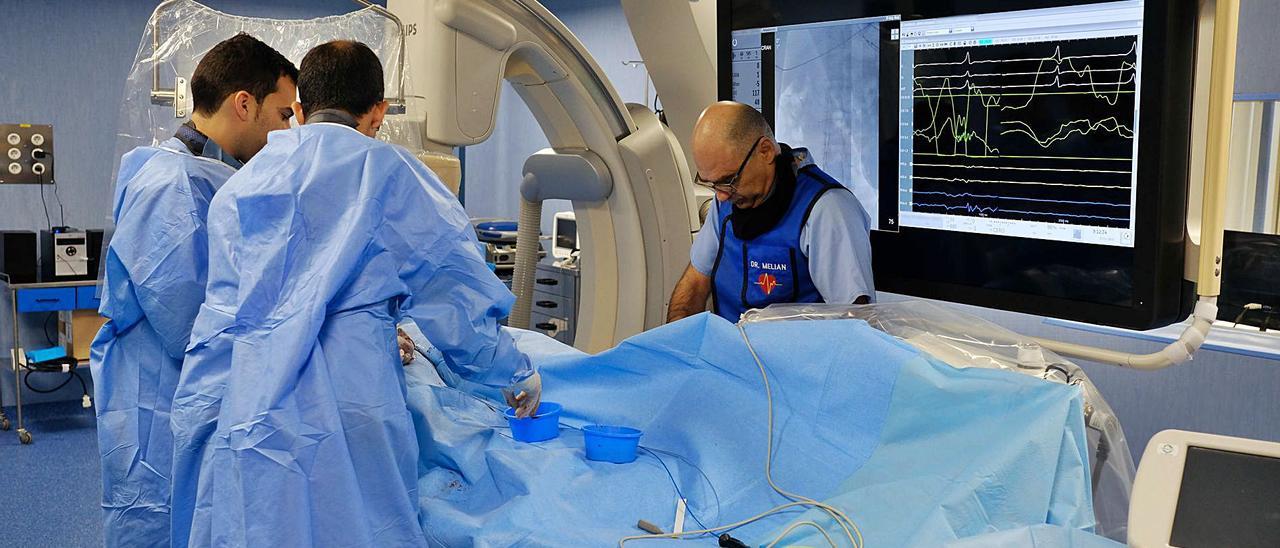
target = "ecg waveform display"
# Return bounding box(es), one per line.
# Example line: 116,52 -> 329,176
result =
909,36 -> 1138,229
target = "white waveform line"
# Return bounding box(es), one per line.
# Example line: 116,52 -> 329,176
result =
999,117 -> 1133,148
913,41 -> 1137,68
913,175 -> 1131,189
913,190 -> 1131,207
913,202 -> 999,214
912,69 -> 1136,108
914,43 -> 1138,109
915,58 -> 1138,85
912,162 -> 1132,175
912,202 -> 1131,222
911,55 -> 1135,156
913,71 -> 1136,92
915,66 -> 1133,80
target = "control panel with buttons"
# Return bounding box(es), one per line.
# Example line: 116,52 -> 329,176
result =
0,123 -> 54,184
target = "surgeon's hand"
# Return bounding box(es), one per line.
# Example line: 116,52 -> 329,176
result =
503,370 -> 543,418
397,328 -> 415,365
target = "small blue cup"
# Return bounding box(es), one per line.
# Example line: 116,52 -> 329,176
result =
504,402 -> 562,443
583,425 -> 643,463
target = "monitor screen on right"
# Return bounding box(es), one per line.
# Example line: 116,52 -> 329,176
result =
1217,230 -> 1280,329
1170,446 -> 1280,547
722,0 -> 1198,329
896,4 -> 1141,248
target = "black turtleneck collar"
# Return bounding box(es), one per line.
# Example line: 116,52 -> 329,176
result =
305,108 -> 360,129
729,144 -> 796,240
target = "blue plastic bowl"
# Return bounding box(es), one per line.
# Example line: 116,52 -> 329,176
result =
583,425 -> 643,464
504,402 -> 562,443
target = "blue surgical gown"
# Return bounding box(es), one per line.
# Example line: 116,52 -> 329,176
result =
168,122 -> 532,547
90,137 -> 235,548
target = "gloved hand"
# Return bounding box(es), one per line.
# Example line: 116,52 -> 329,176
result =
397,328 -> 415,365
502,370 -> 543,418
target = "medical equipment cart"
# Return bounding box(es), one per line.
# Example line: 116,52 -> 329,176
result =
1,273 -> 100,444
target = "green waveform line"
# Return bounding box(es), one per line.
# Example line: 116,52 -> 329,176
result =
911,39 -> 1139,156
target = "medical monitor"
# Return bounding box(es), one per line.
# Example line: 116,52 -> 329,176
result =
1129,430 -> 1280,548
552,211 -> 578,260
1217,230 -> 1280,329
721,0 -> 1197,329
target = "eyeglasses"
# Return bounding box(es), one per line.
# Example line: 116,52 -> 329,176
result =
693,135 -> 765,193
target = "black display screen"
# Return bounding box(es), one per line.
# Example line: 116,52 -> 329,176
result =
721,0 -> 1196,328
1170,446 -> 1280,548
1217,231 -> 1280,329
556,217 -> 578,252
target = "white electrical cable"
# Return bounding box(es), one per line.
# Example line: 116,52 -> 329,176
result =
767,520 -> 837,548
618,501 -> 828,546
737,323 -> 863,547
617,324 -> 865,548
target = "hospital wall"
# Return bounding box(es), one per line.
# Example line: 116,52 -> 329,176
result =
0,0 -> 387,406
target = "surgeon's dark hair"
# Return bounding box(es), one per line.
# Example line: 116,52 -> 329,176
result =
191,33 -> 298,117
297,40 -> 385,118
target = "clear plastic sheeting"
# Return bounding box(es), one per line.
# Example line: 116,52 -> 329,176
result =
944,524 -> 1125,548
741,301 -> 1136,542
113,0 -> 410,181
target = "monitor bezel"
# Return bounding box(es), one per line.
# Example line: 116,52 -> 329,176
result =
717,0 -> 1197,329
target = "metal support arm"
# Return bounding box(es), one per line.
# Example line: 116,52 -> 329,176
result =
1034,0 -> 1239,369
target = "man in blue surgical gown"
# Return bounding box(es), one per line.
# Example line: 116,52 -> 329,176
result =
168,40 -> 542,547
90,34 -> 297,548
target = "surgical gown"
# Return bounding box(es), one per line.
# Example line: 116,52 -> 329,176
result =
168,122 -> 532,547
90,138 -> 234,548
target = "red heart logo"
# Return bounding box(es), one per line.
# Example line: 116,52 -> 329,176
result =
756,273 -> 778,296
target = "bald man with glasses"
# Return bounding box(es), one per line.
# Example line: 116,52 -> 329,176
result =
667,101 -> 875,323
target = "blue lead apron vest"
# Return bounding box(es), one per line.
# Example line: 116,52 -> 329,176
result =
709,151 -> 843,321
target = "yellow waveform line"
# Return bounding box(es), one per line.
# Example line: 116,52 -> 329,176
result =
912,81 -> 1133,156
910,68 -> 1133,153
999,117 -> 1133,148
910,39 -> 1139,156
912,175 -> 1132,189
912,83 -> 1003,157
913,152 -> 1132,161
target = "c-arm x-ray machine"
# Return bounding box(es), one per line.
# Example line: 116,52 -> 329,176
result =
384,0 -> 700,354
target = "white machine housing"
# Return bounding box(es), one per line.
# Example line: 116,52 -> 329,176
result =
388,0 -> 697,352
1128,429 -> 1280,547
49,230 -> 89,278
